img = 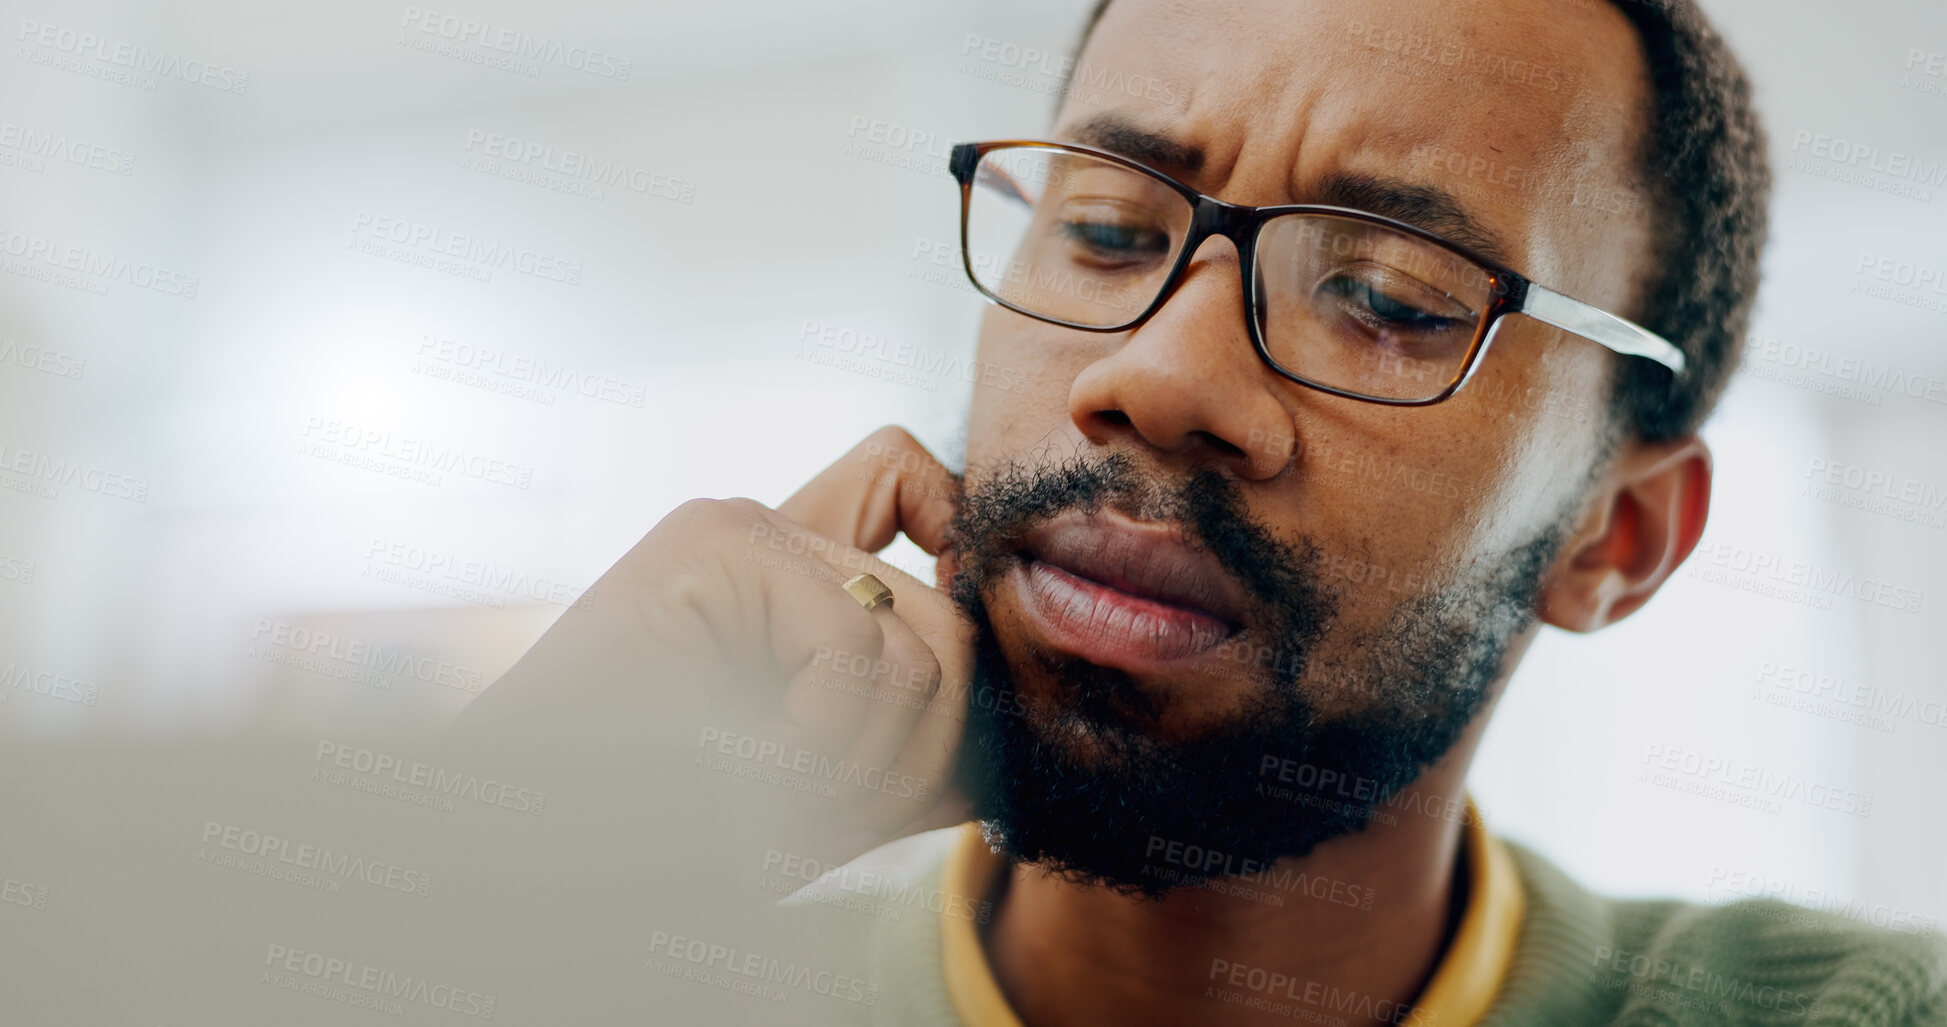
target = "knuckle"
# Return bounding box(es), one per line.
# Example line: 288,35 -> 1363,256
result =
864,424 -> 921,450
659,496 -> 776,544
909,653 -> 945,699
913,619 -> 975,657
857,426 -> 937,470
878,626 -> 944,697
658,496 -> 734,531
714,495 -> 776,521
630,497 -> 791,600
621,499 -> 718,568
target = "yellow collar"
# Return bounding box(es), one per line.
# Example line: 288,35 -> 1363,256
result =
940,802 -> 1524,1026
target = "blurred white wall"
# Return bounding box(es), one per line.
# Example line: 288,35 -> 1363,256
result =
1,0 -> 1943,935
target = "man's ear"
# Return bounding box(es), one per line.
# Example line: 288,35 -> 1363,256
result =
1538,435 -> 1712,633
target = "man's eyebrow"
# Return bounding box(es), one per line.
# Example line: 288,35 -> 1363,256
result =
1312,172 -> 1516,268
1066,114 -> 1204,175
1061,118 -> 1515,268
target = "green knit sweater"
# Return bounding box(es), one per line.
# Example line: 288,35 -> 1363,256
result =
836,831 -> 1947,1026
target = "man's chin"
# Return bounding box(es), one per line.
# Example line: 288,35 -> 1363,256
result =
952,624 -> 1383,899
966,741 -> 1376,902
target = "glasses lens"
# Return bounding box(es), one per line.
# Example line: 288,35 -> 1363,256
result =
965,146 -> 1192,328
1255,215 -> 1494,401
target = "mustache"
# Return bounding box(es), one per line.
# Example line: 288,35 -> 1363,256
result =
945,451 -> 1318,614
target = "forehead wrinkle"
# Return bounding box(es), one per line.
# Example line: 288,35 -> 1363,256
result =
1067,0 -> 1655,311
1059,72 -> 1523,273
1063,0 -> 1319,197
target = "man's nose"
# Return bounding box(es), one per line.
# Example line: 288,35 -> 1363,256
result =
1065,236 -> 1298,480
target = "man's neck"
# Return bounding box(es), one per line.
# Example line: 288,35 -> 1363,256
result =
983,774 -> 1472,1027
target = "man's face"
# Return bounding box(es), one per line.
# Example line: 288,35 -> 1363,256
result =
948,0 -> 1658,891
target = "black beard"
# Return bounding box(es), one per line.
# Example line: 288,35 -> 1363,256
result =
945,451 -> 1565,899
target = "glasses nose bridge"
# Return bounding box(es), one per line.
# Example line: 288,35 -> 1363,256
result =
1168,194 -> 1266,325
1187,194 -> 1264,258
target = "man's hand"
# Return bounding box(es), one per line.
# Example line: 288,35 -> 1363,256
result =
460,426 -> 975,867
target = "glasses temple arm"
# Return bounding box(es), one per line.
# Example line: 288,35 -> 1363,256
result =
1517,283 -> 1687,375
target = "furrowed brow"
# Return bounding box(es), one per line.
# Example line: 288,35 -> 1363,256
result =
1059,118 -> 1517,269
1065,113 -> 1205,176
1312,171 -> 1516,269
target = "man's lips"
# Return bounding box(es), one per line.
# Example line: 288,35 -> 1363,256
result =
1008,513 -> 1250,670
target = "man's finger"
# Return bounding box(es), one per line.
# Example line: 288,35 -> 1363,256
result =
837,604 -> 942,778
778,425 -> 961,556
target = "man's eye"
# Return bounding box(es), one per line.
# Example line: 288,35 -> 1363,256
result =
1060,220 -> 1170,258
1318,274 -> 1469,334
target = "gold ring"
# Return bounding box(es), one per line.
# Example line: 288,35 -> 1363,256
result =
843,573 -> 895,611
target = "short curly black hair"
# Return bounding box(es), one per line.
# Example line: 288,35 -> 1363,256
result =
1066,0 -> 1771,442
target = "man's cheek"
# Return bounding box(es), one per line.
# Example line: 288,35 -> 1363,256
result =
965,322 -> 1095,464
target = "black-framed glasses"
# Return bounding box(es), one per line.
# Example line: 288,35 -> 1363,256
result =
949,139 -> 1685,406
